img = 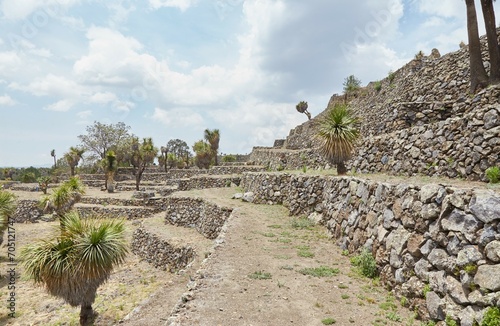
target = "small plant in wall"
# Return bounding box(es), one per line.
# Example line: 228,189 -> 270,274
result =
350,249 -> 377,278
481,306 -> 500,326
486,166 -> 500,183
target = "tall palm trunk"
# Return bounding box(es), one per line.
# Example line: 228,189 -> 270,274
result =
481,0 -> 500,83
467,0 -> 489,92
336,162 -> 347,176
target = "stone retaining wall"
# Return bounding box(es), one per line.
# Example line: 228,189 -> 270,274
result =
13,200 -> 42,223
132,227 -> 196,271
241,172 -> 500,323
165,197 -> 232,239
177,176 -> 241,191
76,205 -> 156,220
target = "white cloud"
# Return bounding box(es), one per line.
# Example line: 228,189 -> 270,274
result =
10,74 -> 84,97
89,92 -> 118,104
151,107 -> 204,127
0,51 -> 21,76
0,0 -> 80,20
148,0 -> 196,11
0,94 -> 16,106
44,99 -> 74,112
77,110 -> 92,119
417,0 -> 464,19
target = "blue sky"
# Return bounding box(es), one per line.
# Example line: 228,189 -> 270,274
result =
0,0 -> 498,167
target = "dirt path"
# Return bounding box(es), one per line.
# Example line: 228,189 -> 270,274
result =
127,188 -> 415,326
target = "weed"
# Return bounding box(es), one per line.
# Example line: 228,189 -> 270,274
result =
297,246 -> 315,258
315,302 -> 323,308
291,217 -> 314,229
387,70 -> 396,84
445,315 -> 458,326
302,165 -> 308,173
341,294 -> 350,299
341,249 -> 349,256
400,296 -> 408,307
261,232 -> 276,237
322,317 -> 337,325
298,266 -> 340,277
423,283 -> 431,298
486,166 -> 500,184
338,283 -> 349,289
268,224 -> 282,229
463,263 -> 478,274
248,271 -> 272,280
374,81 -> 382,92
277,280 -> 285,288
386,311 -> 402,322
280,265 -> 294,271
275,254 -> 291,260
481,307 -> 500,326
350,249 -> 378,278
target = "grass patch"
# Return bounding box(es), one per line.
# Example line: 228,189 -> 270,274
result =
268,224 -> 282,229
341,294 -> 350,299
298,266 -> 340,277
291,217 -> 314,230
248,271 -> 272,280
322,317 -> 337,325
296,245 -> 315,258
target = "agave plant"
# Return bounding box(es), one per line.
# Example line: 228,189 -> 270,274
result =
21,211 -> 128,326
316,104 -> 360,175
0,190 -> 16,246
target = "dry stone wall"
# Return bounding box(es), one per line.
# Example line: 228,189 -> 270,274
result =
165,197 -> 232,239
13,200 -> 42,223
132,227 -> 195,271
241,172 -> 500,323
177,176 -> 241,191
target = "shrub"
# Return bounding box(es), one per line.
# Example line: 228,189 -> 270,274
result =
343,75 -> 362,94
387,70 -> 396,84
321,317 -> 336,325
374,81 -> 382,92
350,249 -> 377,278
222,155 -> 236,163
486,166 -> 500,183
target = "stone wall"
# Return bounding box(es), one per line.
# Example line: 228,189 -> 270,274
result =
132,227 -> 196,271
13,200 -> 42,223
165,197 -> 232,239
241,172 -> 500,323
76,205 -> 155,220
177,176 -> 241,191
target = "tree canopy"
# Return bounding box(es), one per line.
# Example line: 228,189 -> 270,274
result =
77,122 -> 132,162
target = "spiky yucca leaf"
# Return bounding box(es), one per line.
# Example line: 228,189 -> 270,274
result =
20,211 -> 128,308
316,104 -> 360,164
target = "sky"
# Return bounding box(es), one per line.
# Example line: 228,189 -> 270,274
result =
0,0 -> 499,167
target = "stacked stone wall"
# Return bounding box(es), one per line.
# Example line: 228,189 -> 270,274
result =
177,176 -> 241,191
131,227 -> 195,271
13,200 -> 42,223
241,172 -> 500,323
165,197 -> 232,239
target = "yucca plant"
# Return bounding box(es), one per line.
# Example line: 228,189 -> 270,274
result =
316,104 -> 360,175
40,176 -> 86,220
0,190 -> 16,246
21,211 -> 128,326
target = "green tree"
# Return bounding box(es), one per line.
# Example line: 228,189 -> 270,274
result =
64,147 -> 85,176
21,211 -> 128,326
316,104 -> 360,175
0,190 -> 16,246
40,177 -> 86,221
166,139 -> 191,168
343,75 -> 362,95
204,129 -> 220,166
296,101 -> 312,120
130,137 -> 158,191
78,121 -> 132,162
193,140 -> 212,169
103,151 -> 118,193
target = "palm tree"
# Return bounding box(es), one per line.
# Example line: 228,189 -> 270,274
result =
316,104 -> 360,175
0,190 -> 16,246
64,147 -> 85,176
40,177 -> 86,220
480,0 -> 500,83
466,0 -> 489,92
21,211 -> 128,326
104,151 -> 118,193
204,129 -> 220,166
296,101 -> 311,120
50,149 -> 57,168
